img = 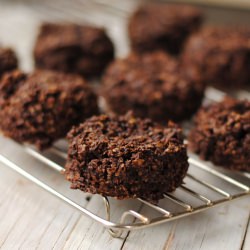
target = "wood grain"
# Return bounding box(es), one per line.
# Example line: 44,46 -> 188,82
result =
122,198 -> 250,250
0,1 -> 249,249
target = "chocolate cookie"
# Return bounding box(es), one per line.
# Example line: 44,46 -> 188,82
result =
182,27 -> 250,89
65,113 -> 189,202
189,98 -> 250,172
0,70 -> 98,149
0,47 -> 18,78
128,3 -> 203,54
102,51 -> 204,123
34,23 -> 114,78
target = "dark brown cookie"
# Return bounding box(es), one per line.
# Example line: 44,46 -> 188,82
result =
0,70 -> 98,149
128,3 -> 203,54
101,51 -> 204,123
182,27 -> 250,89
0,47 -> 18,78
65,112 -> 189,202
34,23 -> 114,78
189,98 -> 250,172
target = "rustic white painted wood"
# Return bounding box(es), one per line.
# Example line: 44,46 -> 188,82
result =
243,218 -> 250,250
123,198 -> 250,250
0,1 -> 249,249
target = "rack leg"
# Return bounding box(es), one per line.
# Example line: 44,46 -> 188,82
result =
102,197 -> 123,238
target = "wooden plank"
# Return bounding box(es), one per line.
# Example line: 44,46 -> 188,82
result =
122,197 -> 250,250
243,214 -> 250,250
62,197 -> 125,250
0,165 -> 79,249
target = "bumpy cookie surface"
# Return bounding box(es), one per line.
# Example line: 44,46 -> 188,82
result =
34,23 -> 114,78
0,70 -> 98,149
65,113 -> 189,202
182,27 -> 250,88
0,47 -> 18,77
189,98 -> 250,172
102,51 -> 204,123
129,3 -> 203,54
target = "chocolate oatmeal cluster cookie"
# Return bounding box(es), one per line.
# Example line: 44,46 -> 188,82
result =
128,3 -> 203,54
65,113 -> 189,202
34,23 -> 114,78
189,98 -> 250,172
0,70 -> 98,149
182,27 -> 250,88
0,47 -> 18,78
102,51 -> 204,123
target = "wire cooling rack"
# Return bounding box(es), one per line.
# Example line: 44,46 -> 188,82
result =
0,86 -> 249,238
0,0 -> 249,238
0,137 -> 249,238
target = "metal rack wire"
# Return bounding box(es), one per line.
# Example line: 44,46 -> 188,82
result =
0,86 -> 249,237
0,141 -> 249,238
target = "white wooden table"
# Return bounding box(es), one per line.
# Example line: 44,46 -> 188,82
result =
0,1 -> 249,249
